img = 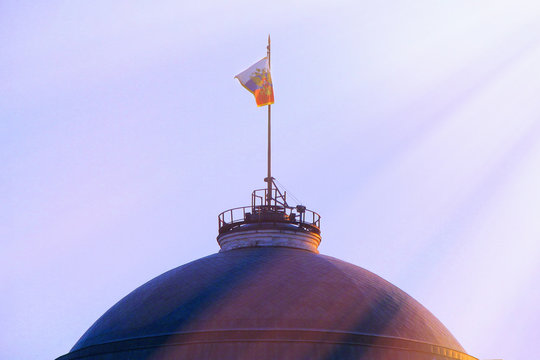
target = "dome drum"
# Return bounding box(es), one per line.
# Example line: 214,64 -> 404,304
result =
217,226 -> 321,253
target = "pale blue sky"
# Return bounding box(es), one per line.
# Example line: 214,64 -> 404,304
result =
2,1 -> 540,359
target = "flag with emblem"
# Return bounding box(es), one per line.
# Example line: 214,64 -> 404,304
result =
235,57 -> 274,107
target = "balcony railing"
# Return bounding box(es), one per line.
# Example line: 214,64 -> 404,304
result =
218,204 -> 321,235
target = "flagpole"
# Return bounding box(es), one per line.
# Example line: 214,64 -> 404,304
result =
266,34 -> 272,207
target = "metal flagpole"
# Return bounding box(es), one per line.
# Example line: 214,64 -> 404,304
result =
266,34 -> 272,207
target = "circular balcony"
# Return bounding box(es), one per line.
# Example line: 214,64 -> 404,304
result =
218,204 -> 321,235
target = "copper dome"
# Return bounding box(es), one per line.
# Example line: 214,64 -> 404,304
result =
58,246 -> 475,360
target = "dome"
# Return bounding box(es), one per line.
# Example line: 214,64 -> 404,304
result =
58,246 -> 473,360
57,184 -> 477,360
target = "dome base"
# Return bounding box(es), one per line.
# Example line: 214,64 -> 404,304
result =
217,224 -> 321,252
58,329 -> 477,360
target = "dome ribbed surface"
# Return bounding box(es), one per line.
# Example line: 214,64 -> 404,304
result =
71,247 -> 464,356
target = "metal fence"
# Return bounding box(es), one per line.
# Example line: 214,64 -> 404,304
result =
218,205 -> 320,234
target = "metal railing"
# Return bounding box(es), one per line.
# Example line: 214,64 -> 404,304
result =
218,180 -> 321,235
252,186 -> 288,209
218,204 -> 321,235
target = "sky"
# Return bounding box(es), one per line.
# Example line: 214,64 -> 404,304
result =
2,1 -> 540,359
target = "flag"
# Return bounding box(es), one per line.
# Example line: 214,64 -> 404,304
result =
235,57 -> 274,107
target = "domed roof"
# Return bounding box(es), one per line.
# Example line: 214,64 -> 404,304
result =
62,246 -> 470,359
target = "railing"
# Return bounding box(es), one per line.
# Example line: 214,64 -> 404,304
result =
252,187 -> 288,209
218,204 -> 321,235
